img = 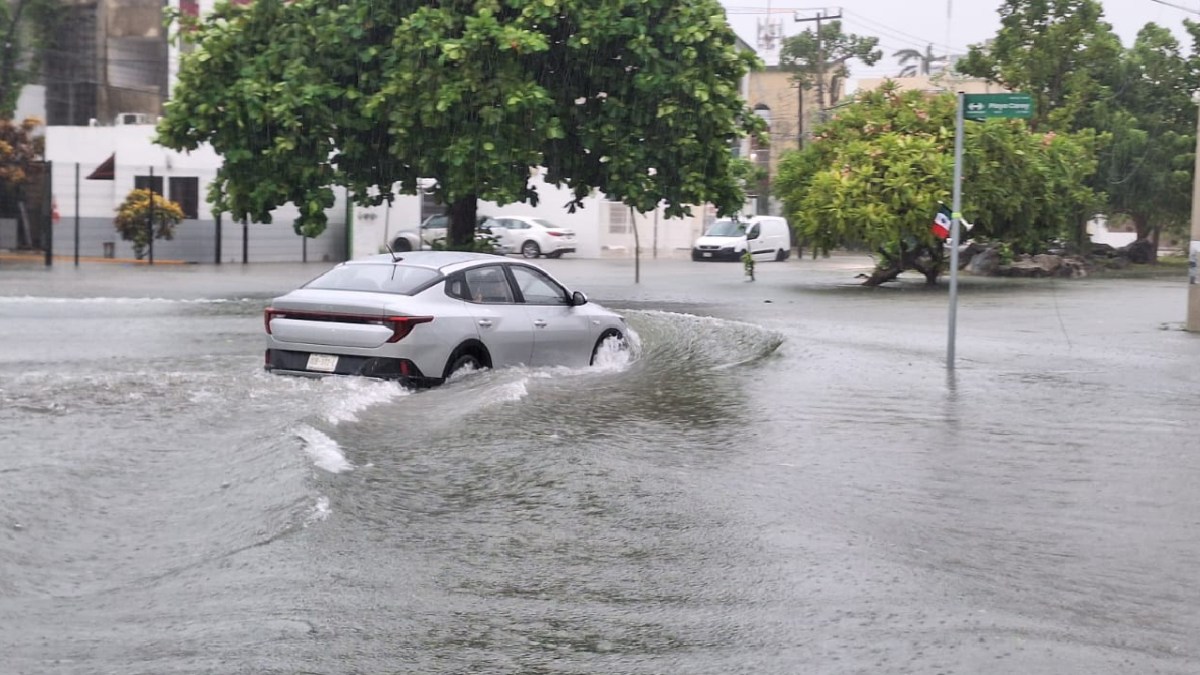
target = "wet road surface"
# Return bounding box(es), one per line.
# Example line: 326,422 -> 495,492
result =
2,254 -> 1198,674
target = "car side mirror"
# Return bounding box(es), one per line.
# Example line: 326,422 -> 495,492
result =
571,291 -> 588,306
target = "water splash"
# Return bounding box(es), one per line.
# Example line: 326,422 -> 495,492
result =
294,424 -> 352,473
304,495 -> 332,526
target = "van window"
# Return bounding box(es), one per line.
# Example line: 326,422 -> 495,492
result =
704,219 -> 746,237
746,224 -> 761,239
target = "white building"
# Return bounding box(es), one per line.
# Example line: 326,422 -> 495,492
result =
44,123 -> 348,263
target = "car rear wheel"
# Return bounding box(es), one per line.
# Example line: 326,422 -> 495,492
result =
521,240 -> 541,258
443,348 -> 486,381
391,237 -> 413,252
775,248 -> 787,261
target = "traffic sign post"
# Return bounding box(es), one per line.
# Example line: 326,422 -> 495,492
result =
947,92 -> 1034,369
963,93 -> 1035,121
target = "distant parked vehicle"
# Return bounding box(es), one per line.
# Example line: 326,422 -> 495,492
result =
692,215 -> 791,262
390,215 -> 507,254
486,215 -> 578,258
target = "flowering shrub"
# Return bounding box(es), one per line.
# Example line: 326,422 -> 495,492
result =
114,189 -> 185,260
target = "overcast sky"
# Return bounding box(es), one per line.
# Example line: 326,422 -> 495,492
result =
720,0 -> 1198,80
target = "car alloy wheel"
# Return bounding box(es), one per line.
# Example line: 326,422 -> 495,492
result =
521,241 -> 541,258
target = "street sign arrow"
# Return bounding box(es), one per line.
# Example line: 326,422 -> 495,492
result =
963,93 -> 1034,120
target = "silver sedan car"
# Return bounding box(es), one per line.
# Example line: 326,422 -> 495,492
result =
264,252 -> 628,386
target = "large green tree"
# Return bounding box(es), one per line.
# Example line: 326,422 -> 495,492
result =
956,0 -> 1122,132
157,0 -> 763,245
774,85 -> 1101,285
1097,24 -> 1197,246
959,1 -> 1198,257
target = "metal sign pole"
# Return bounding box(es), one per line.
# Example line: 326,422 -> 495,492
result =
947,92 -> 965,368
74,163 -> 80,267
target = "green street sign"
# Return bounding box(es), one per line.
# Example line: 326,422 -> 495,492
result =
963,93 -> 1034,120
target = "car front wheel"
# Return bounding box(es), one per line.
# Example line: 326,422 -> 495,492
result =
521,241 -> 541,258
590,329 -> 628,366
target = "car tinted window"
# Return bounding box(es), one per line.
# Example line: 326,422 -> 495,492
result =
304,263 -> 440,294
510,265 -> 568,305
464,265 -> 515,303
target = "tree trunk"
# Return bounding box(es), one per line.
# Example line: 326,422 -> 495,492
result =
1133,212 -> 1158,264
447,195 -> 477,249
861,245 -> 943,286
861,263 -> 901,286
1132,212 -> 1151,241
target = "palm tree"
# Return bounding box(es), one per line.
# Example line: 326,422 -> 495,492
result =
893,43 -> 946,77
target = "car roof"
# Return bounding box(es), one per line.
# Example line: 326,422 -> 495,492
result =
354,251 -> 505,272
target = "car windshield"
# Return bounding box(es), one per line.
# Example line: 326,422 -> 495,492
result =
704,219 -> 747,237
422,215 -> 449,229
304,263 -> 440,294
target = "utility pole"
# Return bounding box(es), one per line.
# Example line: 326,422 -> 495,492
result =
794,7 -> 842,149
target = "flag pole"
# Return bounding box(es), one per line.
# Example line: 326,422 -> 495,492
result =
947,92 -> 965,368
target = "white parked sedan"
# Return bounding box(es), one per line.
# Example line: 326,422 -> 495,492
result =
264,252 -> 627,386
487,215 -> 577,258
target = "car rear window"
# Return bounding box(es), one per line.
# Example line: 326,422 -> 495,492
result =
303,263 -> 440,294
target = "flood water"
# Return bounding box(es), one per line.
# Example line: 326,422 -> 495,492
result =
2,255 -> 1199,674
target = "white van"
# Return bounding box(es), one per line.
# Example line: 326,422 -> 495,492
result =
691,216 -> 792,262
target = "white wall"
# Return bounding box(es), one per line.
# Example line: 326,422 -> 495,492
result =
43,125 -> 348,263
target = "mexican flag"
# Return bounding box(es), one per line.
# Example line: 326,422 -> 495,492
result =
931,204 -> 953,239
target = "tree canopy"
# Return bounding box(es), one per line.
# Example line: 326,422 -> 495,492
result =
0,0 -> 60,118
956,0 -> 1123,132
957,0 -> 1199,254
779,20 -> 880,111
774,85 -> 1101,285
1096,23 -> 1197,243
157,0 -> 764,244
113,189 -> 185,260
894,44 -> 944,78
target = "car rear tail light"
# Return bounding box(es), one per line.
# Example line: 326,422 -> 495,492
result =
547,231 -> 564,237
380,316 -> 434,343
264,308 -> 283,334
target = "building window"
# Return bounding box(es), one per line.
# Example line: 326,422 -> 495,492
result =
134,175 -> 163,195
169,177 -> 200,219
607,201 -> 629,234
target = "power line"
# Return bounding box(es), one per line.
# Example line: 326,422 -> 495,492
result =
1147,0 -> 1200,15
841,10 -> 971,55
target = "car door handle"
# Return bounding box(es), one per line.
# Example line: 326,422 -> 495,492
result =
478,319 -> 493,328
533,319 -> 547,328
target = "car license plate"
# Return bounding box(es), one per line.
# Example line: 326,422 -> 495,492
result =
307,353 -> 338,373
703,252 -> 712,258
